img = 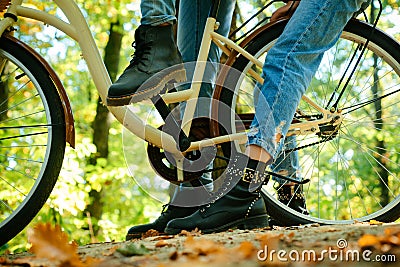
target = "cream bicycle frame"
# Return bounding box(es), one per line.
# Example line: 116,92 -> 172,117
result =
0,0 -> 337,162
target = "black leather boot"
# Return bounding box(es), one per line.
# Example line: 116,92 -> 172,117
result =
107,24 -> 185,106
267,183 -> 309,227
277,183 -> 309,215
126,204 -> 197,240
164,153 -> 270,235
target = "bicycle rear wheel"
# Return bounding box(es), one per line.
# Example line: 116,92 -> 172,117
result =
215,19 -> 400,225
0,36 -> 66,245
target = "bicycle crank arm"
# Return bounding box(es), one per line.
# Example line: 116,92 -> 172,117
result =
265,171 -> 310,185
151,94 -> 191,152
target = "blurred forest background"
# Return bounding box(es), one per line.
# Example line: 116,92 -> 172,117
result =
1,0 -> 399,253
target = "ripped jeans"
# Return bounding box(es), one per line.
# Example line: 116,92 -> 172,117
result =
247,0 -> 369,183
139,0 -> 300,186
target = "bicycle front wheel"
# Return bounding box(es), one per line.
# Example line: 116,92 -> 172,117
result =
215,19 -> 400,225
0,35 -> 66,245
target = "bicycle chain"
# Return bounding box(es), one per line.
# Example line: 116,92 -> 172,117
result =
284,136 -> 333,154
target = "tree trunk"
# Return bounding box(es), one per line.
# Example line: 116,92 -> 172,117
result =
85,21 -> 123,237
92,21 -> 123,160
369,4 -> 389,206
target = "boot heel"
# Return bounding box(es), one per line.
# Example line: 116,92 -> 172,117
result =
242,214 -> 269,229
163,68 -> 186,92
173,67 -> 187,83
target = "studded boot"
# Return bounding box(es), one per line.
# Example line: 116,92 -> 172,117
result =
107,24 -> 185,106
164,153 -> 270,235
277,183 -> 309,215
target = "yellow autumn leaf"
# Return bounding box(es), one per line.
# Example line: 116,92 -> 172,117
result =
28,223 -> 85,267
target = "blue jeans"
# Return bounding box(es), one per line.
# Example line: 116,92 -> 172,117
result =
247,0 -> 369,164
141,1 -> 235,202
140,0 -> 176,26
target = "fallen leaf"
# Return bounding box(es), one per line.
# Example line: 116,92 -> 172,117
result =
102,245 -> 118,256
155,240 -> 169,248
142,229 -> 160,238
357,225 -> 400,252
152,235 -> 175,241
369,220 -> 383,225
235,241 -> 257,259
387,235 -> 400,246
117,243 -> 150,256
256,232 -> 282,250
358,234 -> 380,249
169,251 -> 179,260
184,235 -> 225,256
179,228 -> 202,237
28,222 -> 84,267
0,257 -> 9,265
384,227 -> 400,237
381,244 -> 392,253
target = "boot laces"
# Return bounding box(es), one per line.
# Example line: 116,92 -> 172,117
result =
130,40 -> 151,65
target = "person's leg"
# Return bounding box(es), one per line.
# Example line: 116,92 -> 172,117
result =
178,0 -> 235,99
250,0 -> 369,220
246,0 -> 369,161
125,0 -> 236,240
140,0 -> 176,26
271,136 -> 300,184
174,0 -> 236,195
165,0 -> 369,234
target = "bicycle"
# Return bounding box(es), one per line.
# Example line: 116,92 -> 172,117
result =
0,0 -> 399,246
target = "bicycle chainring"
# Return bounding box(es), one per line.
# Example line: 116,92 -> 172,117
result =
147,118 -> 214,184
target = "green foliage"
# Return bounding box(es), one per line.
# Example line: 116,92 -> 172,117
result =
2,0 -> 166,253
116,243 -> 150,256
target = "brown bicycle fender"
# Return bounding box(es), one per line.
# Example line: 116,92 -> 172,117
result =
211,18 -> 290,138
4,33 -> 76,148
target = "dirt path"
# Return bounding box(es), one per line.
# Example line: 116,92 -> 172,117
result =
1,222 -> 399,267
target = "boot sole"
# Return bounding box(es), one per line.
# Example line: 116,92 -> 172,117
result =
164,214 -> 269,235
107,66 -> 186,106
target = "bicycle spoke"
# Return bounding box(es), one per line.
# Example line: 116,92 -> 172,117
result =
336,140 -> 400,205
341,47 -> 380,109
0,154 -> 44,164
339,126 -> 400,178
0,110 -> 46,124
0,131 -> 49,142
343,85 -> 400,114
0,80 -> 31,115
328,137 -> 381,214
0,144 -> 47,149
0,199 -> 14,212
0,175 -> 28,197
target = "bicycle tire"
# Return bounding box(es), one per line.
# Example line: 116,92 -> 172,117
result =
215,19 -> 400,225
0,36 -> 66,245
